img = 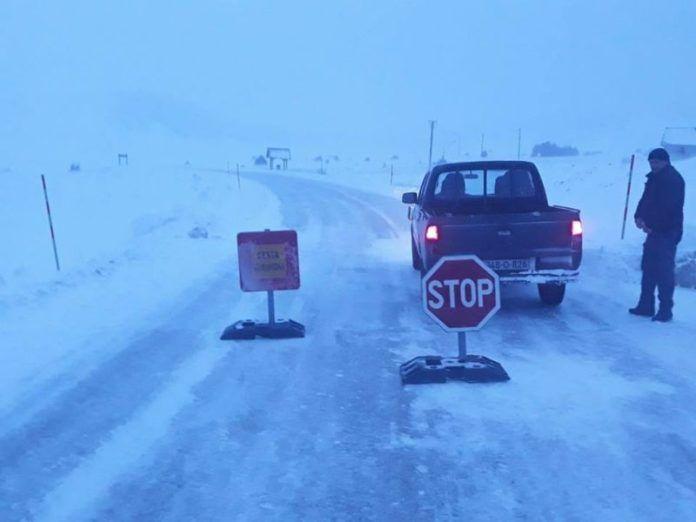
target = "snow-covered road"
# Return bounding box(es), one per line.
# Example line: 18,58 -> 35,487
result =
2,173 -> 696,521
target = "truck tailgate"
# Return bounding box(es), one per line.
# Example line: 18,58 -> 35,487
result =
433,209 -> 578,258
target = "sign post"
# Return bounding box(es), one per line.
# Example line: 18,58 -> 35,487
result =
621,154 -> 636,240
399,255 -> 509,384
220,229 -> 305,340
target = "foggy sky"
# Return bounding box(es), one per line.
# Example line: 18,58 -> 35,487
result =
2,0 -> 695,165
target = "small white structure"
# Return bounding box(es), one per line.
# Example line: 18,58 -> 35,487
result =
266,147 -> 291,170
662,127 -> 696,160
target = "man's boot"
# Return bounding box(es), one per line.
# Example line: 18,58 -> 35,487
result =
654,263 -> 675,323
631,272 -> 656,317
653,287 -> 674,322
629,304 -> 654,317
652,308 -> 673,322
629,295 -> 654,317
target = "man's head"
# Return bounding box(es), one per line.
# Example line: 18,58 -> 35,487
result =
648,148 -> 670,173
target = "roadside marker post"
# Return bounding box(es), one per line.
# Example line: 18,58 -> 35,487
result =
220,229 -> 305,340
41,175 -> 61,272
621,154 -> 636,240
400,255 -> 509,384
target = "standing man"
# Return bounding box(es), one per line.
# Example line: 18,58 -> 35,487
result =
630,148 -> 685,322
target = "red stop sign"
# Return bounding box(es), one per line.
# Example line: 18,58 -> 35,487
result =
422,255 -> 501,331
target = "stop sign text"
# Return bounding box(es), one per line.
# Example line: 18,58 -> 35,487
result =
427,278 -> 495,309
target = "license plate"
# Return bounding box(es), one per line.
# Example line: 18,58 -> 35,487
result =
485,258 -> 534,271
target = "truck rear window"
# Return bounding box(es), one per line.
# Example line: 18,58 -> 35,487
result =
429,167 -> 544,213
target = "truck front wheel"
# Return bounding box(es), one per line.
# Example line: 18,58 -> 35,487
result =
538,283 -> 566,306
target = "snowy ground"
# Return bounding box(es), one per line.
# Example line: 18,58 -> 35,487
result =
1,155 -> 695,521
0,164 -> 281,438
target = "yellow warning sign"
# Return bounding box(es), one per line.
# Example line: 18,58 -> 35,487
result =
250,243 -> 287,279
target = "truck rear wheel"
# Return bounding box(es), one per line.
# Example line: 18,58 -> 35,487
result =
411,238 -> 423,271
538,283 -> 565,306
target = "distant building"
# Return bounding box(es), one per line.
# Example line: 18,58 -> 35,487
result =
266,147 -> 291,170
662,127 -> 696,160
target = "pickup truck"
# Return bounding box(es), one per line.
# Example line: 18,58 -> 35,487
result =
402,161 -> 582,305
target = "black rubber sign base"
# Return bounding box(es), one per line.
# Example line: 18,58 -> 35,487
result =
220,319 -> 305,341
399,354 -> 510,385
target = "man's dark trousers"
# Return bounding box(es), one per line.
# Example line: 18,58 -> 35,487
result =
640,231 -> 679,313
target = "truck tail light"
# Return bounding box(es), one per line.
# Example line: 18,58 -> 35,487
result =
426,225 -> 439,241
571,220 -> 583,236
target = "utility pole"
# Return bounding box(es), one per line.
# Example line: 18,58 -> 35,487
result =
428,120 -> 436,171
517,128 -> 522,159
480,133 -> 485,157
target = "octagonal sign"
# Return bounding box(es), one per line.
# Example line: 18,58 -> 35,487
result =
422,255 -> 501,332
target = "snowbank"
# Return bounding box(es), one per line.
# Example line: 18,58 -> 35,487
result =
0,163 -> 281,416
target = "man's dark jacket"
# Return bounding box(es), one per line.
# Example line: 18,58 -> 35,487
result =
635,165 -> 685,242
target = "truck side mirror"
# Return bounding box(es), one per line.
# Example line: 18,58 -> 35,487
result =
402,192 -> 417,204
